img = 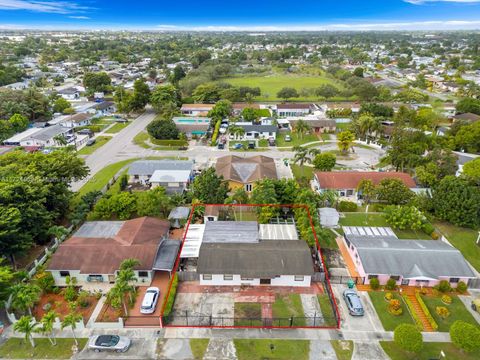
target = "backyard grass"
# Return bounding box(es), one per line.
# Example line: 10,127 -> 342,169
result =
434,221 -> 480,272
331,340 -> 354,360
318,294 -> 337,326
234,302 -> 263,326
77,136 -> 110,155
291,164 -> 315,181
104,121 -> 131,133
380,341 -> 480,360
0,338 -> 87,359
368,291 -> 414,331
339,213 -> 433,240
276,131 -> 321,147
234,339 -> 309,360
222,73 -> 342,101
420,294 -> 479,332
272,294 -> 306,326
190,339 -> 210,360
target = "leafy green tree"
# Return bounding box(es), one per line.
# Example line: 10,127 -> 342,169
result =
462,157 -> 480,184
375,178 -> 414,205
251,179 -> 279,223
394,324 -> 423,353
169,65 -> 186,84
129,78 -> 151,112
450,320 -> 480,353
147,120 -> 179,140
39,310 -> 58,346
61,311 -> 83,346
150,84 -> 180,116
191,168 -> 229,204
273,178 -> 299,204
10,283 -> 42,315
315,84 -> 338,100
52,97 -> 71,114
454,121 -> 480,153
136,187 -> 172,217
14,315 -> 39,348
83,72 -> 111,93
241,107 -> 259,122
353,67 -> 364,77
0,207 -> 31,267
277,87 -> 299,101
337,130 -> 355,154
225,187 -> 249,205
386,128 -> 429,171
207,100 -> 232,122
384,205 -> 426,231
292,120 -> 311,139
8,113 -> 29,133
90,192 -> 137,220
357,179 -> 376,204
192,83 -> 221,103
313,153 -> 336,171
0,261 -> 13,302
456,98 -> 480,115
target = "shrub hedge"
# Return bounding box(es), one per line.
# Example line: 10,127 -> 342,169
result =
163,274 -> 178,317
338,201 -> 358,212
402,294 -> 424,331
150,139 -> 188,146
415,292 -> 439,331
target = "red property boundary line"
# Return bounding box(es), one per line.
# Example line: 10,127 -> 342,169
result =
159,203 -> 341,330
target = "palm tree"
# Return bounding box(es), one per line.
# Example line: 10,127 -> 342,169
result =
119,258 -> 140,272
53,134 -> 68,147
61,312 -> 83,346
14,315 -> 39,348
230,126 -> 245,140
308,148 -> 321,158
39,310 -> 57,346
11,283 -> 42,316
292,146 -> 311,176
293,120 -> 311,140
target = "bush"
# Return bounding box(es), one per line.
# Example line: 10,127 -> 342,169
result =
78,290 -> 90,308
436,306 -> 450,319
147,119 -> 179,140
456,281 -> 468,293
415,292 -> 439,331
441,295 -> 452,305
258,139 -> 268,147
384,292 -> 393,301
437,280 -> 452,293
369,277 -> 380,290
394,324 -> 423,353
34,271 -> 55,293
63,286 -> 77,302
450,320 -> 480,352
402,295 -> 424,330
388,299 -> 403,316
422,222 -> 435,235
163,274 -> 178,318
338,201 -> 358,212
385,278 -> 397,291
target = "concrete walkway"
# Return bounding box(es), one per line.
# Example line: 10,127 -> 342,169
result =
203,338 -> 237,360
309,340 -> 336,360
352,341 -> 388,360
157,338 -> 193,360
85,295 -> 106,328
300,294 -> 323,326
458,294 -> 480,324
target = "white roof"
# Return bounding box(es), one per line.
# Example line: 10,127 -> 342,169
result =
319,207 -> 340,227
343,226 -> 397,238
149,169 -> 191,183
259,224 -> 299,240
180,224 -> 205,258
4,127 -> 42,144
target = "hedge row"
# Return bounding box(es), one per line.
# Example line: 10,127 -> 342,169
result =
415,292 -> 439,331
402,294 -> 424,331
163,274 -> 178,317
211,120 -> 221,146
150,139 -> 188,146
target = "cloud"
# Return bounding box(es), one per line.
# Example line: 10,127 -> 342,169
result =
68,15 -> 89,19
0,0 -> 90,14
405,0 -> 480,4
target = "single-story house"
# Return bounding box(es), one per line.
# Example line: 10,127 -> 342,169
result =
128,159 -> 195,193
276,103 -> 313,117
61,113 -> 92,128
453,112 -> 480,123
196,221 -> 313,287
454,151 -> 480,176
172,116 -> 211,136
93,101 -> 116,116
287,116 -> 336,133
313,171 -> 417,200
232,103 -> 260,116
58,87 -> 80,101
180,104 -> 214,116
238,124 -> 278,140
342,226 -> 476,288
18,124 -> 75,147
216,155 -> 278,192
48,217 -> 179,287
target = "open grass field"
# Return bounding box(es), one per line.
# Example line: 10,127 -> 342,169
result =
234,339 -> 309,360
434,221 -> 480,272
380,341 -> 480,360
0,338 -> 87,359
222,73 -> 343,101
368,291 -> 415,331
189,339 -> 210,360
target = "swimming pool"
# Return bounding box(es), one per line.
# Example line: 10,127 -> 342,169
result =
173,117 -> 210,124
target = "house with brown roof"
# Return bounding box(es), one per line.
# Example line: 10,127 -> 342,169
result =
47,217 -> 179,288
215,155 -> 278,193
313,171 -> 418,201
180,104 -> 214,116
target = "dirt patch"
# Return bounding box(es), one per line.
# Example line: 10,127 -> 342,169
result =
322,248 -> 346,269
32,292 -> 98,324
234,302 -> 262,318
96,301 -> 124,322
169,228 -> 185,240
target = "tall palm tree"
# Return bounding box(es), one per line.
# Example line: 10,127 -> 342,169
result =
119,258 -> 140,272
292,146 -> 311,176
231,126 -> 245,140
11,283 -> 41,316
40,310 -> 57,346
61,312 -> 82,346
293,120 -> 311,140
14,315 -> 39,348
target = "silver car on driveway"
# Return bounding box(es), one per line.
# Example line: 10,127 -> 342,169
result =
88,335 -> 131,353
343,289 -> 365,316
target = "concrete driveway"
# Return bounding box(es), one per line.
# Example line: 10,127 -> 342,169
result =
332,284 -> 383,332
75,338 -> 157,360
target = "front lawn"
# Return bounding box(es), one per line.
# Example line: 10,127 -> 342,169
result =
33,292 -> 98,323
234,339 -> 309,360
318,294 -> 337,326
291,164 -> 315,181
0,338 -> 87,359
77,136 -> 110,155
234,302 -> 263,326
434,222 -> 480,272
331,340 -> 354,360
420,294 -> 479,332
272,294 -> 306,326
190,339 -> 209,360
368,291 -> 414,331
380,341 -> 480,360
339,213 -> 433,240
104,121 -> 130,133
276,131 -> 321,147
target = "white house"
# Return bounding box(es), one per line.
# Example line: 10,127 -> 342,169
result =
61,113 -> 92,128
180,104 -> 214,116
18,125 -> 75,147
276,103 -> 313,117
238,124 -> 278,140
58,87 -> 80,101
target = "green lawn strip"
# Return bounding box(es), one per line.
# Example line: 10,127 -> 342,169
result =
133,131 -> 151,149
434,222 -> 480,272
234,339 -> 309,360
272,294 -> 306,326
335,123 -> 351,132
0,338 -> 87,359
189,339 -> 209,360
330,340 -> 354,360
318,294 -> 337,326
318,228 -> 339,249
234,302 -> 263,326
276,131 -> 320,147
228,140 -> 269,151
339,213 -> 432,239
77,136 -> 111,155
291,164 -> 314,181
104,121 -> 131,133
380,341 -> 480,360
420,294 -> 479,332
368,291 -> 415,331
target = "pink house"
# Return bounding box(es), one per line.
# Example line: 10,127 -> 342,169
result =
343,227 -> 476,288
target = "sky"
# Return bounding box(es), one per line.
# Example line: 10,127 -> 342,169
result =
1,0 -> 480,31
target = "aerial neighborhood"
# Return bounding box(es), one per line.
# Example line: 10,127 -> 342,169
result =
0,25 -> 480,360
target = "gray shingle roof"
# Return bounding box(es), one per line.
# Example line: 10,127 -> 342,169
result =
346,234 -> 475,279
30,124 -> 71,141
152,239 -> 181,271
197,240 -> 314,278
240,125 -> 278,133
203,221 -> 258,244
168,207 -> 191,220
128,160 -> 194,176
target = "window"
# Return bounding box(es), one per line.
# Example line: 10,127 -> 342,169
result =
294,275 -> 304,282
207,216 -> 215,221
223,275 -> 233,281
134,175 -> 139,180
245,184 -> 253,192
450,277 -> 460,283
390,276 -> 400,281
138,271 -> 149,278
241,276 -> 254,281
347,189 -> 354,196
368,275 -> 378,279
87,274 -> 103,282
59,271 -> 70,277
203,274 -> 212,280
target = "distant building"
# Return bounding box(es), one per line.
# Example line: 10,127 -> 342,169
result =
58,87 -> 80,101
172,116 -> 211,137
180,104 -> 214,116
61,113 -> 92,128
276,103 -> 313,117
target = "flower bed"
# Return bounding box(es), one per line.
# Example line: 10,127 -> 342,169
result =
33,292 -> 98,324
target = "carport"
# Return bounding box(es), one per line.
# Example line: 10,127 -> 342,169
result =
153,239 -> 181,277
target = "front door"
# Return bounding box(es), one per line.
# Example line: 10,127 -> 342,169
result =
401,279 -> 409,286
260,279 -> 271,285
